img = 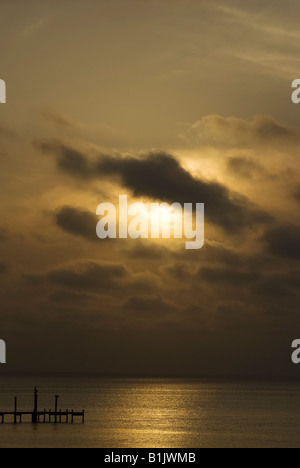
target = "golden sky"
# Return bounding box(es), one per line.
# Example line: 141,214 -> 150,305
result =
1,0 -> 300,376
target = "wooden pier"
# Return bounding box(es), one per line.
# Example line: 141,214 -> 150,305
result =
0,388 -> 85,424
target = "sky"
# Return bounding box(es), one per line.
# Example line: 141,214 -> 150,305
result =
1,0 -> 300,376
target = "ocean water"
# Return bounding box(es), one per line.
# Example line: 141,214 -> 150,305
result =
0,375 -> 299,448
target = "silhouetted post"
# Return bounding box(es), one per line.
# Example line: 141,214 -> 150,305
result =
82,410 -> 85,424
32,388 -> 38,423
14,397 -> 17,424
54,395 -> 59,423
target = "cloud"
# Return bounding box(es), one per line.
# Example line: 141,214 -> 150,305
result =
48,261 -> 128,291
124,295 -> 176,318
195,243 -> 245,267
227,156 -> 270,179
35,140 -> 272,233
262,224 -> 300,259
55,206 -> 98,242
97,151 -> 272,233
41,109 -> 75,128
255,273 -> 300,299
34,139 -> 91,178
181,115 -> 300,149
29,260 -> 160,298
0,124 -> 16,139
0,228 -> 9,242
162,262 -> 194,282
122,241 -> 169,260
49,290 -> 90,303
293,185 -> 300,203
0,263 -> 7,274
198,266 -> 259,286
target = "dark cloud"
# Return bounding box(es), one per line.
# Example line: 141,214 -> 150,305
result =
34,139 -> 91,178
25,259 -> 160,300
172,242 -> 256,271
227,156 -> 269,179
24,273 -> 44,286
124,295 -> 176,318
41,260 -> 159,298
55,206 -> 98,242
186,243 -> 245,267
48,261 -> 128,291
252,116 -> 292,139
49,290 -> 90,303
122,241 -> 169,260
0,227 -> 8,242
255,274 -> 298,299
198,266 -> 259,286
262,224 -> 300,259
96,151 -> 272,233
162,262 -> 194,282
35,139 -> 272,233
293,185 -> 300,203
0,262 -> 7,274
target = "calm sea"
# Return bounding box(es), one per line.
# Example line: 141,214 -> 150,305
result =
0,375 -> 299,448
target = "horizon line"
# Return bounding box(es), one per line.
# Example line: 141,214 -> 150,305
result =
0,371 -> 299,382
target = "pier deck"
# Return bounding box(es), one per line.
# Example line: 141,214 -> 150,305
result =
0,410 -> 84,424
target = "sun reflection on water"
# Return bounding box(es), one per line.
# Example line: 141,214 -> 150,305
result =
94,379 -> 209,448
